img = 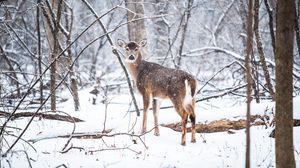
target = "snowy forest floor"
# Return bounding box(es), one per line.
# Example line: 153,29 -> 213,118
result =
1,88 -> 300,168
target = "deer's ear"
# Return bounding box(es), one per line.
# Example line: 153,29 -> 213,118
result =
139,39 -> 147,47
117,39 -> 126,48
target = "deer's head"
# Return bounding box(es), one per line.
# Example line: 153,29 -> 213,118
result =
117,39 -> 147,63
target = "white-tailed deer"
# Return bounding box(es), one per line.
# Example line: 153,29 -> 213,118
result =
117,39 -> 197,145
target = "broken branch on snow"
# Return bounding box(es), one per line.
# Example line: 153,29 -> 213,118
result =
0,111 -> 83,123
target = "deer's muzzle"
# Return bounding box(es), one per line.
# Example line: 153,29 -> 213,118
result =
129,55 -> 135,60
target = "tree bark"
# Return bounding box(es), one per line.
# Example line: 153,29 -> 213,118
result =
37,0 -> 43,105
177,0 -> 193,69
42,0 -> 63,111
254,0 -> 275,101
245,0 -> 254,167
42,0 -> 64,111
125,0 -> 147,42
275,0 -> 296,167
264,0 -> 276,57
50,0 -> 63,111
295,1 -> 300,57
65,2 -> 80,111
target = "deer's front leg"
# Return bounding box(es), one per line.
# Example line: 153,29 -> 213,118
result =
142,95 -> 150,133
152,99 -> 160,136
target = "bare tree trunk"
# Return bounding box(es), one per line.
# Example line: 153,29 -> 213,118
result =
264,0 -> 276,57
42,0 -> 63,111
125,0 -> 147,42
254,0 -> 275,101
177,0 -> 193,69
295,1 -> 300,57
237,1 -> 259,103
245,0 -> 254,167
50,0 -> 63,111
275,0 -> 296,167
42,0 -> 56,111
65,2 -> 80,111
252,56 -> 261,103
37,0 -> 43,105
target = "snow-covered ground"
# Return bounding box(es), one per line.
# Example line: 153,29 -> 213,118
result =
1,89 -> 300,168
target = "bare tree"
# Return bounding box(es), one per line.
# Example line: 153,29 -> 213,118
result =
254,0 -> 275,101
264,0 -> 276,57
177,0 -> 193,69
42,0 -> 64,111
275,0 -> 296,167
295,0 -> 300,57
125,0 -> 147,42
245,0 -> 254,167
37,0 -> 43,105
64,1 -> 80,111
41,0 -> 80,111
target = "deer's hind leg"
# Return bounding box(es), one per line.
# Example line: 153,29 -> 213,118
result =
181,112 -> 188,146
152,99 -> 160,136
189,113 -> 196,143
186,99 -> 196,143
171,97 -> 188,146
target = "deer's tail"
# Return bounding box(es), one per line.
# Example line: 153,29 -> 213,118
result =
184,78 -> 197,114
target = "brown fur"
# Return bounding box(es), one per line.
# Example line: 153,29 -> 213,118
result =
117,39 -> 197,145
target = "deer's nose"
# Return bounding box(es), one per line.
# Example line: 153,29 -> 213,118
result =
129,55 -> 135,60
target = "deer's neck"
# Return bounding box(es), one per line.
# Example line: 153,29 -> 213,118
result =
126,53 -> 142,83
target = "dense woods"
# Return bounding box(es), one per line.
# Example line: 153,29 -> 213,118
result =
0,0 -> 299,167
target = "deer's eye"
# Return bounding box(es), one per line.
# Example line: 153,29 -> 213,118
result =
125,47 -> 129,51
134,48 -> 138,51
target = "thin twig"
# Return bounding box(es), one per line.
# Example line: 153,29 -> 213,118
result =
60,144 -> 85,154
23,150 -> 33,168
197,61 -> 244,94
88,146 -> 141,155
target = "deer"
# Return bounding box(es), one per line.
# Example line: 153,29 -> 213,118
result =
117,39 -> 197,145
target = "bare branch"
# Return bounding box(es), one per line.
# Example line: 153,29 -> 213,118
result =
0,2 -> 120,142
80,0 -> 140,116
183,46 -> 300,79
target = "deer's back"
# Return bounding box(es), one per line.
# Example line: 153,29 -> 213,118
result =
136,61 -> 196,99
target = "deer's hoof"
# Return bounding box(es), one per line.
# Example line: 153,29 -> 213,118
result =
181,141 -> 186,146
154,132 -> 160,136
191,139 -> 196,143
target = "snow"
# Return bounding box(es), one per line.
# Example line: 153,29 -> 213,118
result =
1,89 -> 300,168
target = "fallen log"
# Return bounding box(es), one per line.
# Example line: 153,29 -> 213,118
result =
58,130 -> 112,139
0,111 -> 84,123
162,115 -> 270,133
162,115 -> 300,134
